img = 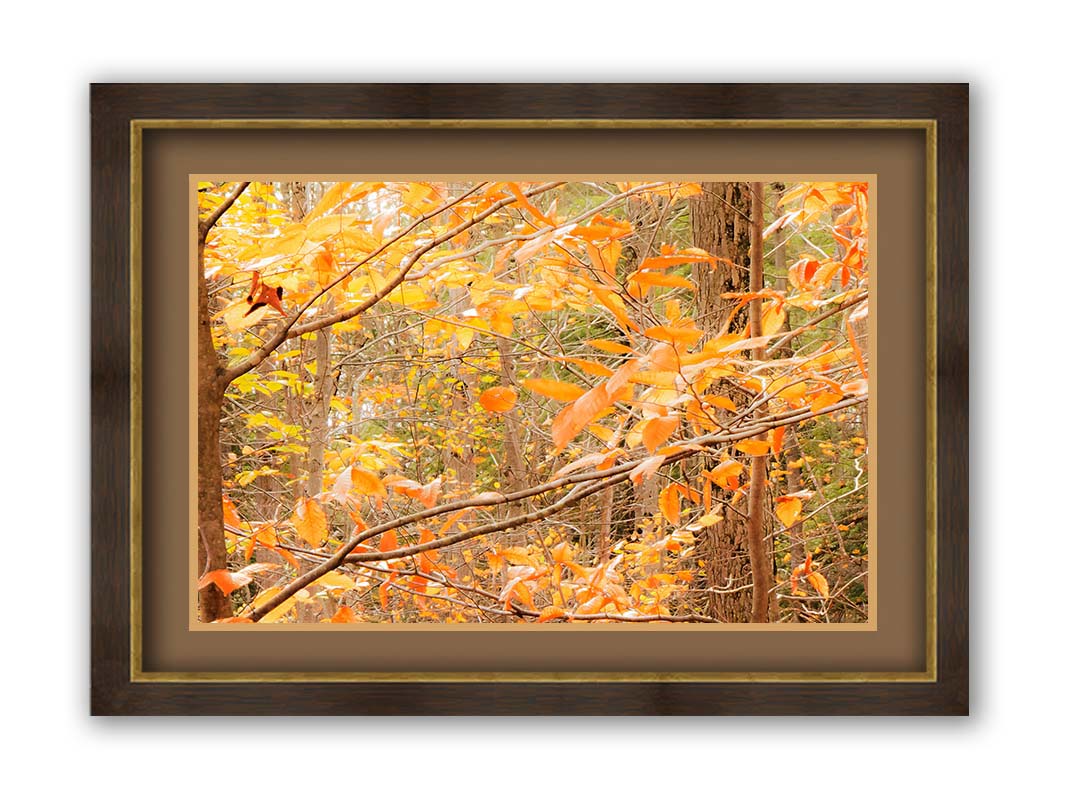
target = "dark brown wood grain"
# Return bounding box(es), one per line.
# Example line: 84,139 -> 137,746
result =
90,83 -> 968,715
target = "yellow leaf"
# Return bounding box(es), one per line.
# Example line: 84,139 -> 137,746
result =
775,496 -> 803,528
762,302 -> 786,335
695,510 -> 723,528
312,573 -> 357,591
222,299 -> 269,332
304,181 -> 352,221
252,587 -> 300,623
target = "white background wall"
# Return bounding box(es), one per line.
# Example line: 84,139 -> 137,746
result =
2,2 -> 1055,796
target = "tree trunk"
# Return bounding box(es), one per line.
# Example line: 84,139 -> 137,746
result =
495,334 -> 529,493
689,182 -> 756,621
196,235 -> 233,621
745,181 -> 772,623
303,327 -> 335,499
770,183 -> 807,571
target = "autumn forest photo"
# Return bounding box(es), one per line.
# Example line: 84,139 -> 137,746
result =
196,178 -> 870,625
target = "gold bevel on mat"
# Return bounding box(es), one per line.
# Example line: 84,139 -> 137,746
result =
129,118 -> 937,684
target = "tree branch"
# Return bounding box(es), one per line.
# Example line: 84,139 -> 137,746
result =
245,394 -> 866,621
198,181 -> 250,242
221,181 -> 564,387
765,291 -> 868,356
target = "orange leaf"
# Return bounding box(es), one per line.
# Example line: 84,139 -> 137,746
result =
276,548 -> 301,570
842,378 -> 868,395
379,529 -> 398,555
197,569 -> 252,597
507,182 -> 555,227
575,596 -> 607,615
770,426 -> 786,455
330,606 -> 359,624
537,606 -> 567,622
810,390 -> 844,413
645,325 -> 703,347
389,476 -> 442,508
631,271 -> 695,290
290,496 -> 328,548
243,271 -> 285,316
808,571 -> 830,598
479,386 -> 518,412
846,320 -> 869,379
523,378 -> 586,402
642,415 -> 679,453
658,484 -> 681,526
735,439 -> 771,456
222,495 -> 243,530
702,394 -> 737,412
559,356 -> 614,377
585,338 -> 635,355
417,527 -> 439,573
348,466 -> 387,497
638,250 -> 718,270
551,383 -> 610,450
630,454 -> 666,485
769,378 -> 809,406
709,459 -> 743,490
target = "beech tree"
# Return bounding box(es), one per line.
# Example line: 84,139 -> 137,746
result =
196,179 -> 869,624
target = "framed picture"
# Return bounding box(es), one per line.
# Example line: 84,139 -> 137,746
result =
91,83 -> 968,715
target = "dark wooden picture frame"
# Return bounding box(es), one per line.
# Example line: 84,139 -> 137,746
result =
91,83 -> 968,715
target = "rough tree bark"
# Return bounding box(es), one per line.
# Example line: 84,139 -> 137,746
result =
196,230 -> 232,621
688,181 -> 777,622
745,181 -> 772,623
770,183 -> 807,570
195,182 -> 251,621
302,327 -> 335,498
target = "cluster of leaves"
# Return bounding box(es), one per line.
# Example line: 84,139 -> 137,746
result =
199,179 -> 869,624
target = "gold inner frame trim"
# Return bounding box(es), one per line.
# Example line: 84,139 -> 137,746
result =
129,118 -> 937,683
